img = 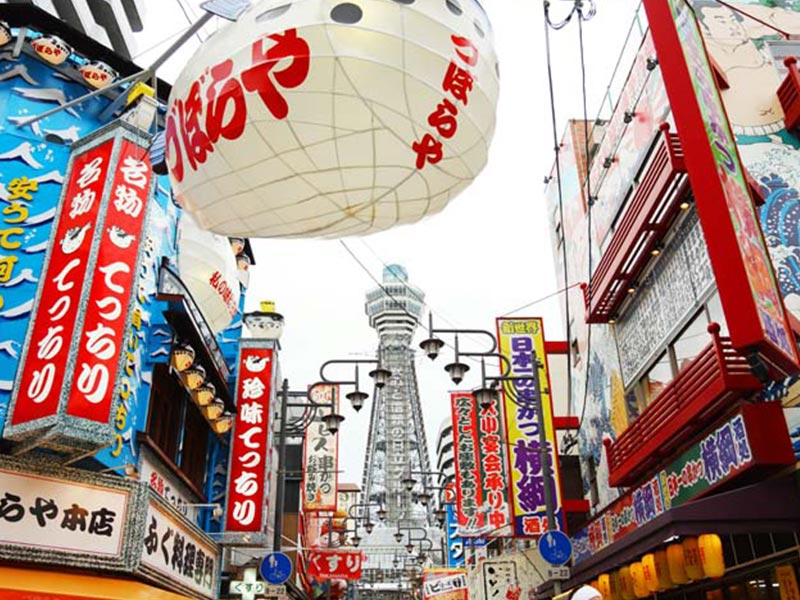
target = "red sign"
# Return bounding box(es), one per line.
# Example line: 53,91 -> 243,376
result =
450,392 -> 483,536
225,345 -> 274,532
476,394 -> 513,536
307,550 -> 363,580
643,0 -> 799,376
10,140 -> 114,425
67,140 -> 152,421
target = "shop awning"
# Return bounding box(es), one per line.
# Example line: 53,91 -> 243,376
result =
540,475 -> 800,597
0,566 -> 196,600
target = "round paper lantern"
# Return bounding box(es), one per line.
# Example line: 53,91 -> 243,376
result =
629,563 -> 649,599
165,0 -> 499,238
79,60 -> 118,89
698,534 -> 725,579
212,413 -> 234,434
31,35 -> 72,65
193,382 -> 216,407
666,543 -> 688,585
177,213 -> 241,333
618,567 -> 635,600
0,22 -> 12,46
170,342 -> 196,372
202,398 -> 225,420
682,537 -> 704,581
184,364 -> 207,390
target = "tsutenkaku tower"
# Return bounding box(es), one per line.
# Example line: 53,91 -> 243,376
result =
362,265 -> 433,526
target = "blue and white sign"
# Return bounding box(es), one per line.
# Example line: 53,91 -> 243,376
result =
538,530 -> 572,566
260,552 -> 292,584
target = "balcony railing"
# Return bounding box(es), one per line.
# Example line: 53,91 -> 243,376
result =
778,56 -> 800,133
584,123 -> 689,323
603,323 -> 762,488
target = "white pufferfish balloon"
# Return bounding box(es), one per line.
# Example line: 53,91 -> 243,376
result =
166,0 -> 499,238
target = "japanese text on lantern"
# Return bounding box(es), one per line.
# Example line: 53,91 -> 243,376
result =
10,140 -> 115,426
302,384 -> 339,512
165,28 -> 310,183
496,317 -> 563,537
450,392 -> 482,534
412,35 -> 479,169
307,550 -> 364,580
67,140 -> 152,423
0,176 -> 40,312
225,345 -> 273,532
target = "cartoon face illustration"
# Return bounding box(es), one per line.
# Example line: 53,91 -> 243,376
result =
59,222 -> 91,254
108,225 -> 136,249
244,354 -> 270,372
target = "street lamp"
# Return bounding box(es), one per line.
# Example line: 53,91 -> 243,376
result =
434,507 -> 447,526
417,491 -> 432,506
402,475 -> 417,492
316,358 -> 392,412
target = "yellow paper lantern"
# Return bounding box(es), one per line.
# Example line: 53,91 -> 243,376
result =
629,563 -> 649,599
666,543 -> 689,585
183,364 -> 207,390
598,574 -> 612,600
193,383 -> 216,407
170,343 -> 196,372
212,413 -> 233,434
641,554 -> 659,593
31,34 -> 72,65
682,537 -> 704,581
78,60 -> 118,89
699,534 -> 725,578
618,567 -> 635,600
654,550 -> 673,590
201,398 -> 225,420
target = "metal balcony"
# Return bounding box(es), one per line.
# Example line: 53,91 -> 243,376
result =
603,323 -> 762,488
584,123 -> 689,323
778,56 -> 800,133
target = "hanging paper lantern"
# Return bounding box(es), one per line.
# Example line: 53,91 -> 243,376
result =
666,543 -> 689,585
202,398 -> 225,420
31,35 -> 72,65
193,382 -> 216,407
641,554 -> 659,594
177,213 -> 241,333
629,563 -> 648,599
212,413 -> 234,434
682,537 -> 704,581
0,22 -> 12,46
184,364 -> 207,390
698,534 -> 725,578
170,342 -> 196,372
654,550 -> 672,590
618,567 -> 635,600
78,60 -> 118,89
166,0 -> 499,239
598,574 -> 618,600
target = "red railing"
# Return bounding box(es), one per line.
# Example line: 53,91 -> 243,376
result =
603,323 -> 762,488
584,123 -> 689,323
778,56 -> 800,133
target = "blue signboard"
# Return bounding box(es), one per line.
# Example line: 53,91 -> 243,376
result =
538,530 -> 573,566
260,552 -> 293,584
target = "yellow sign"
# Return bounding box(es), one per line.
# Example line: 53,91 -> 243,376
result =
776,565 -> 800,600
496,317 -> 563,536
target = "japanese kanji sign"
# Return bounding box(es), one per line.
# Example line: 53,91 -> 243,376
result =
451,392 -> 482,535
225,343 -> 274,532
302,384 -> 339,512
66,139 -> 153,423
0,466 -> 127,556
139,498 -> 220,599
8,139 -> 115,427
643,0 -> 799,376
496,317 -> 564,538
306,549 -> 363,580
571,402 -> 793,564
422,568 -> 468,600
483,561 -> 520,600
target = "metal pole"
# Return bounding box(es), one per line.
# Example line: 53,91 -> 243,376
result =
274,378 -> 290,551
532,349 -> 561,596
327,515 -> 333,600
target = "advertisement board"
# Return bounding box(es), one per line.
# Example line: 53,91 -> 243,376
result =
302,384 -> 339,512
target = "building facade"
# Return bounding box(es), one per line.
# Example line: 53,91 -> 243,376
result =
544,1 -> 800,598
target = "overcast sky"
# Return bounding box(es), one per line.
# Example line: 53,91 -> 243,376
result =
133,0 -> 642,485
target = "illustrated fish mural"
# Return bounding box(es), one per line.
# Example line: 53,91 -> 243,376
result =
12,87 -> 78,117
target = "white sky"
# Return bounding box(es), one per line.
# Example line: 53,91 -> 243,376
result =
133,0 -> 641,485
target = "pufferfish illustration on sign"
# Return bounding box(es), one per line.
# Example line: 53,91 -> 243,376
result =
59,222 -> 91,254
166,0 -> 499,239
108,225 -> 136,249
244,353 -> 270,373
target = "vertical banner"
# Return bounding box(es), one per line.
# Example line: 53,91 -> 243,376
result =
225,343 -> 274,533
302,384 -> 340,512
445,503 -> 464,567
422,568 -> 468,600
66,140 -> 152,422
642,0 -> 799,376
8,140 -> 115,427
450,392 -> 482,536
477,393 -> 513,536
496,318 -> 564,537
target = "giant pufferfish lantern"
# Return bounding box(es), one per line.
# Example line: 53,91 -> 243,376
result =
166,0 -> 499,238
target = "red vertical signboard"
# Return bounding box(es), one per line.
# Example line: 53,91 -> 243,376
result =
450,392 -> 483,537
225,344 -> 274,532
10,140 -> 115,425
67,140 -> 153,421
643,0 -> 799,376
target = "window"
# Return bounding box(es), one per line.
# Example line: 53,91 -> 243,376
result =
147,364 -> 212,494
